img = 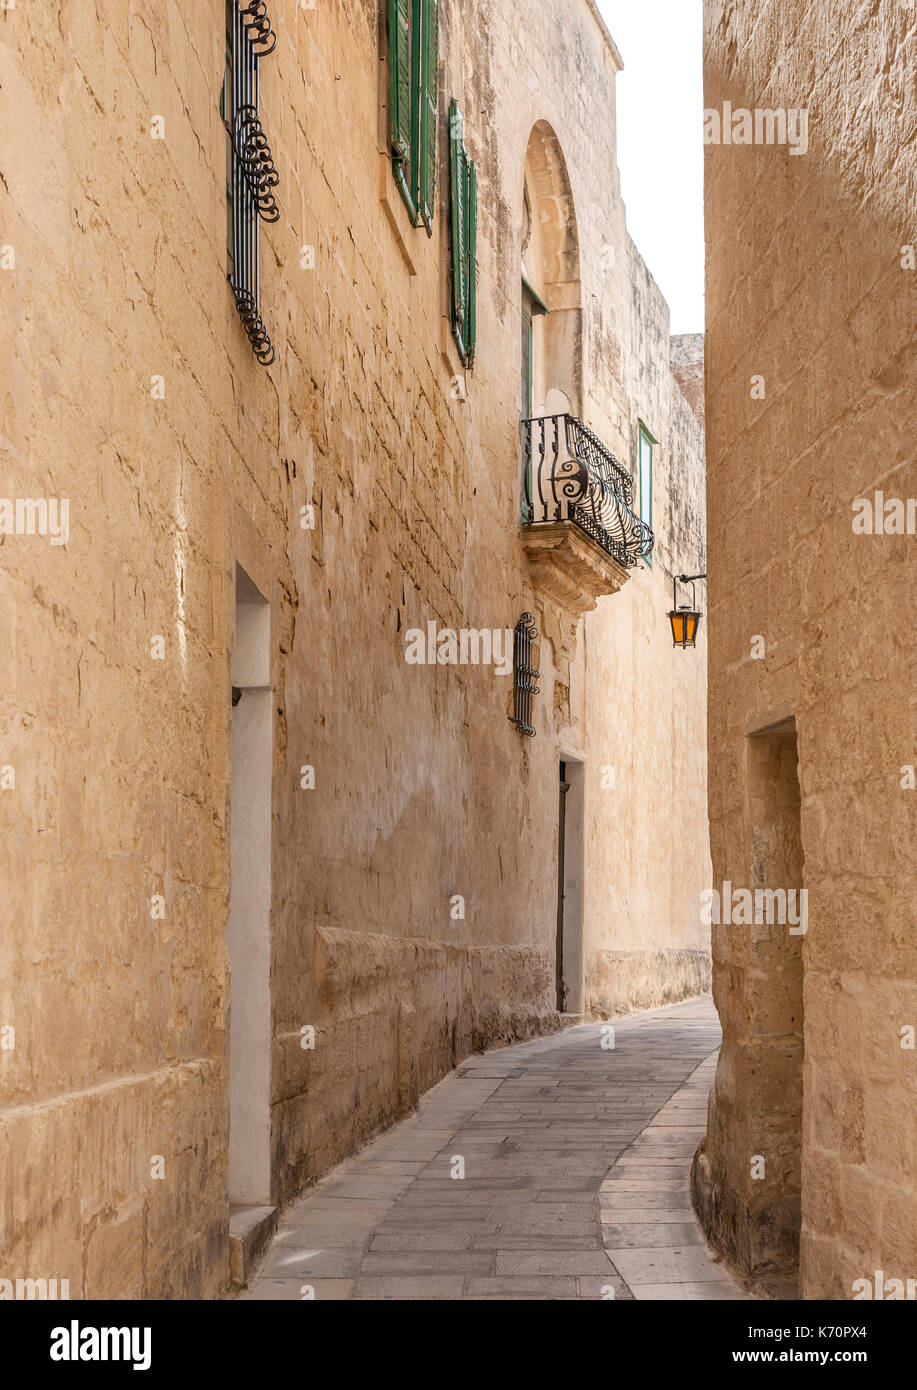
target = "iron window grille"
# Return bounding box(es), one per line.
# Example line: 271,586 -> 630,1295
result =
222,0 -> 279,366
511,613 -> 540,737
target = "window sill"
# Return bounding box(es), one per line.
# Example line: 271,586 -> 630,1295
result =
379,152 -> 418,276
440,315 -> 468,387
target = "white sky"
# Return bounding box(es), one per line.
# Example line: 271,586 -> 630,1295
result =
597,0 -> 705,334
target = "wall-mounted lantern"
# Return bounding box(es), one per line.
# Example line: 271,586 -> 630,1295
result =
669,573 -> 706,649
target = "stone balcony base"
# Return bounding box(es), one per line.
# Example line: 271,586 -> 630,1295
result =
521,520 -> 631,614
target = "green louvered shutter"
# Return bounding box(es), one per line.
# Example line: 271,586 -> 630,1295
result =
450,102 -> 467,359
465,158 -> 477,367
449,101 -> 477,369
389,0 -> 412,171
418,0 -> 439,232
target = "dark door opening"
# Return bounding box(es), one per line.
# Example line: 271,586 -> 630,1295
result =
556,760 -> 570,1011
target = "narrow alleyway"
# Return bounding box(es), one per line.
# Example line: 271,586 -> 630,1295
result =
244,998 -> 749,1301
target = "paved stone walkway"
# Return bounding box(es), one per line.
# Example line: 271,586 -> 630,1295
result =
244,996 -> 748,1300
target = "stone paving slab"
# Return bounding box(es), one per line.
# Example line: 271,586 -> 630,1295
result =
249,1278 -> 354,1300
350,1276 -> 467,1300
600,1207 -> 697,1222
608,1244 -> 739,1286
243,996 -> 750,1301
630,1281 -> 749,1301
599,1044 -> 749,1301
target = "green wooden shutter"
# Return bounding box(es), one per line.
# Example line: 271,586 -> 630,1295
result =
465,158 -> 477,366
449,100 -> 477,369
389,0 -> 412,169
450,102 -> 467,349
418,0 -> 438,232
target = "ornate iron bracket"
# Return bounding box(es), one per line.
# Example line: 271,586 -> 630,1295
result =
511,613 -> 540,737
241,0 -> 277,57
234,105 -> 280,223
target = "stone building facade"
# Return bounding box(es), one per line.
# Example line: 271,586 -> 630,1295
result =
0,0 -> 707,1297
694,0 -> 917,1299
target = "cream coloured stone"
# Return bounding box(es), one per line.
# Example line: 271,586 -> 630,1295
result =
0,0 -> 709,1296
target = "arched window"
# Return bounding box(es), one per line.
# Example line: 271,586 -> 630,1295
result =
520,122 -> 583,420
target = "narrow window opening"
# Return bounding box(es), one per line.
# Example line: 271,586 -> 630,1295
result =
744,718 -> 805,1287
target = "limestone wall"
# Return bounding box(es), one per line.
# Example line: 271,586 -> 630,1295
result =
697,0 -> 917,1298
0,0 -> 708,1296
582,249 -> 710,1019
671,333 -> 705,428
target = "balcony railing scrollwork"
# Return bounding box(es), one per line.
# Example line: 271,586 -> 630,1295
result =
522,414 -> 654,570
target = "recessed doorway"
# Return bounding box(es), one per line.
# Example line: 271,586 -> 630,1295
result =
556,757 -> 585,1015
228,564 -> 272,1206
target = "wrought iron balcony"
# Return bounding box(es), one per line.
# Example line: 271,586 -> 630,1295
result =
523,414 -> 654,566
520,414 -> 654,613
